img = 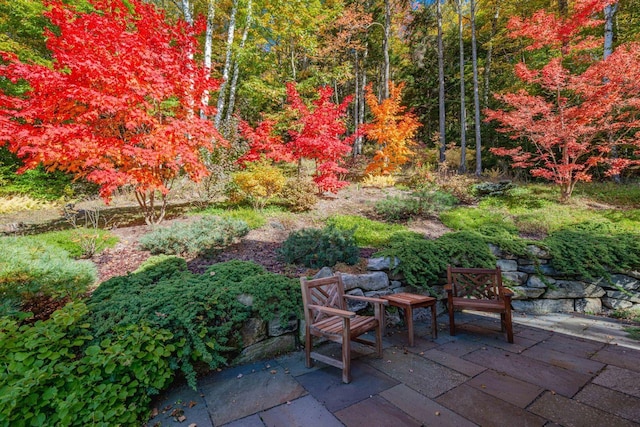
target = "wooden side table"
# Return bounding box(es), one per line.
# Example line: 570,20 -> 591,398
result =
382,293 -> 437,346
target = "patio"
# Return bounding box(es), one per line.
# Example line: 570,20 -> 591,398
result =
152,311 -> 640,426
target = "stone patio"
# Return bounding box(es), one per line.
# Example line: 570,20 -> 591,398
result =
150,311 -> 640,426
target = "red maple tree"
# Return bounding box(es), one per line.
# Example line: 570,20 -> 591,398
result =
0,0 -> 224,223
485,0 -> 640,201
240,83 -> 353,193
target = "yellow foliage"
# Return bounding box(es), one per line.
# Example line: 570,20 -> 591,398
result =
364,82 -> 421,175
361,174 -> 397,188
0,195 -> 58,214
231,160 -> 286,210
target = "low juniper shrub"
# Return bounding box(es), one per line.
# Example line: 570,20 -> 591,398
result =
279,224 -> 359,268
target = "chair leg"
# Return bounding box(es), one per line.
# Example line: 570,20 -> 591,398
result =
500,313 -> 506,332
305,326 -> 313,368
342,329 -> 352,384
504,310 -> 514,344
375,323 -> 383,358
448,303 -> 456,337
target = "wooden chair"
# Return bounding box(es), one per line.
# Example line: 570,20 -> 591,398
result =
300,274 -> 387,383
445,266 -> 514,343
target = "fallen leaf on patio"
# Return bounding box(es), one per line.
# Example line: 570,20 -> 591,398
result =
435,411 -> 440,416
188,424 -> 197,427
270,370 -> 277,374
150,407 -> 159,418
188,401 -> 197,408
481,384 -> 486,389
237,374 -> 243,379
177,415 -> 186,422
409,369 -> 413,373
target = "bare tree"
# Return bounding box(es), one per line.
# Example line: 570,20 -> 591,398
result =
457,0 -> 467,174
225,0 -> 253,127
215,0 -> 239,129
437,0 -> 446,163
471,0 -> 482,176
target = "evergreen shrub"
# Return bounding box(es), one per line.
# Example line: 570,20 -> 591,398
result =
0,237 -> 96,317
280,225 -> 359,268
279,177 -> 318,212
138,216 -> 249,256
374,189 -> 458,221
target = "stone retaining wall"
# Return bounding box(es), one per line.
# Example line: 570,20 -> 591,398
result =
233,247 -> 640,364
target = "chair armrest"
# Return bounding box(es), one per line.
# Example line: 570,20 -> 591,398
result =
444,284 -> 453,295
308,304 -> 356,318
344,295 -> 389,306
503,288 -> 514,298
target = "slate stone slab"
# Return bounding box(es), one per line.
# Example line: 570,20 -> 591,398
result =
592,344 -> 640,372
515,327 -> 553,343
592,365 -> 640,398
466,370 -> 544,408
534,333 -> 604,358
436,339 -> 485,357
295,361 -> 398,412
221,414 -> 265,427
379,384 -> 477,427
575,383 -> 640,424
522,344 -> 605,375
367,348 -> 468,399
200,368 -> 306,425
435,384 -> 546,426
462,347 -> 592,397
150,384 -> 213,427
421,348 -> 486,377
334,395 -> 422,427
259,395 -> 343,427
528,391 -> 637,427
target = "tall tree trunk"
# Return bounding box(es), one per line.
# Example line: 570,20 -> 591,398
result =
353,49 -> 361,156
483,0 -> 500,109
471,0 -> 482,176
437,0 -> 446,163
180,0 -> 193,25
215,0 -> 239,129
382,0 -> 391,99
358,47 -> 368,155
225,0 -> 253,127
201,0 -> 216,119
604,1 -> 620,183
179,0 -> 195,116
558,0 -> 568,15
457,0 -> 467,174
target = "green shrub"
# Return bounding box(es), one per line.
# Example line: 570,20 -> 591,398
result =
544,222 -> 640,280
374,189 -> 458,222
87,260 -> 300,388
0,302 -> 177,426
25,228 -> 118,259
327,214 -> 420,248
139,216 -> 249,256
279,177 -> 318,212
375,231 -> 496,293
280,225 -> 359,268
0,237 -> 97,317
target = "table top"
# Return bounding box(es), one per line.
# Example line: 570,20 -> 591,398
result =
382,292 -> 435,305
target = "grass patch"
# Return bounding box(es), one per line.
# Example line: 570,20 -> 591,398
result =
24,228 -> 118,259
573,181 -> 640,208
327,214 -> 421,248
624,327 -> 640,341
195,204 -> 286,229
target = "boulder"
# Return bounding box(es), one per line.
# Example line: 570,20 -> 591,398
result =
608,274 -> 640,291
268,315 -> 298,337
236,335 -> 296,364
519,264 -> 558,275
313,267 -> 333,279
526,275 -> 553,289
512,286 -> 545,300
341,272 -> 389,291
241,318 -> 267,347
526,245 -> 551,259
497,259 -> 518,272
602,297 -> 634,310
390,280 -> 402,289
575,298 -> 602,314
502,271 -> 528,285
542,280 -> 605,299
511,299 -> 574,314
605,290 -> 640,303
367,257 -> 399,271
345,288 -> 368,312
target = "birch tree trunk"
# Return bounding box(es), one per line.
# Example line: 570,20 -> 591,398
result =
437,0 -> 446,163
353,49 -> 361,156
604,1 -> 620,183
215,0 -> 239,129
382,0 -> 391,99
201,0 -> 216,119
179,0 -> 195,117
225,0 -> 253,127
358,47 -> 368,155
471,0 -> 482,176
457,0 -> 467,174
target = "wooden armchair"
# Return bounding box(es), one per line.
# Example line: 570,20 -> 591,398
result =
445,266 -> 514,343
300,274 -> 388,383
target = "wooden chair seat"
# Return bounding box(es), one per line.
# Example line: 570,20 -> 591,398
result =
446,266 -> 514,343
300,274 -> 387,383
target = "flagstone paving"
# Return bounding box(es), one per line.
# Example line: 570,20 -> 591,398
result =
151,311 -> 640,426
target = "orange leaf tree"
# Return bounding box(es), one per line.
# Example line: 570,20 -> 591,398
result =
0,0 -> 224,223
485,0 -> 640,201
364,82 -> 421,175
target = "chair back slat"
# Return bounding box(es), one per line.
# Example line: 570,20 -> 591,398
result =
300,274 -> 347,323
448,267 -> 503,301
